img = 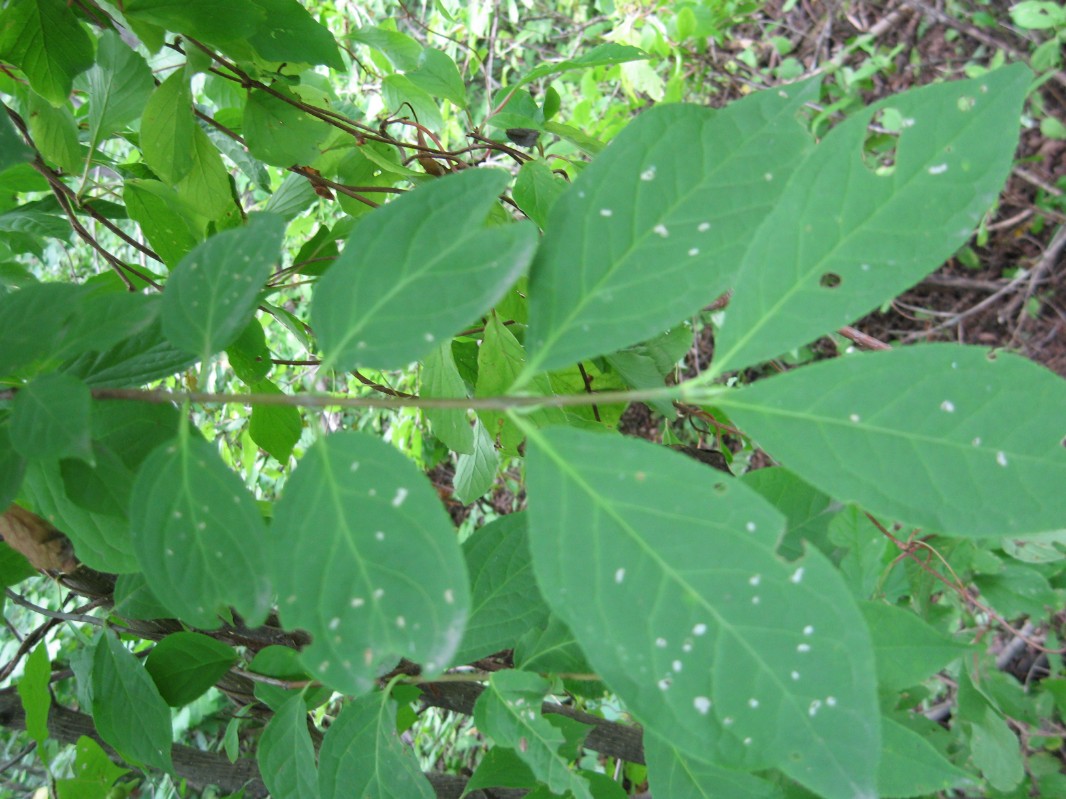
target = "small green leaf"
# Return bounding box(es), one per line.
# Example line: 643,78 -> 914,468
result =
124,0 -> 264,42
11,373 -> 93,463
0,106 -> 33,170
124,179 -> 200,268
248,0 -> 343,69
258,693 -> 320,799
407,48 -> 466,107
465,746 -> 537,792
162,214 -> 285,357
474,670 -> 593,799
0,0 -> 94,105
112,572 -> 173,620
348,26 -> 422,71
244,87 -> 331,167
91,629 -> 174,772
271,431 -> 470,694
17,644 -> 51,749
318,691 -> 434,799
0,426 -> 26,511
421,343 -> 475,455
175,124 -> 235,223
129,434 -> 272,628
65,317 -> 197,389
453,420 -> 499,504
313,170 -> 537,371
644,729 -> 783,799
526,428 -> 880,799
454,513 -> 551,665
741,467 -> 836,560
514,43 -> 648,87
381,75 -> 443,131
0,541 -> 37,589
718,344 -> 1066,537
141,71 -> 196,184
879,717 -> 975,797
227,318 -> 272,385
145,632 -> 238,706
55,737 -> 129,799
25,92 -> 82,173
249,646 -> 332,712
513,160 -> 567,229
969,707 -> 1025,791
861,602 -> 970,690
249,380 -> 302,463
85,31 -> 155,152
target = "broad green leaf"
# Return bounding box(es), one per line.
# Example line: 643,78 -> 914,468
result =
381,75 -> 443,131
264,171 -> 319,220
454,513 -> 550,665
513,160 -> 567,229
175,124 -> 234,224
476,314 -> 565,457
248,0 -> 343,69
249,379 -> 302,463
974,563 -> 1057,618
0,541 -> 37,588
421,343 -> 474,454
11,373 -> 92,463
144,632 -> 238,706
0,105 -> 32,169
313,170 -> 537,371
91,629 -> 174,772
717,344 -> 1066,537
712,65 -> 1030,373
453,420 -> 499,503
60,446 -> 134,517
465,746 -> 537,792
348,26 -> 422,71
17,644 -> 51,748
969,707 -> 1024,791
141,71 -> 196,184
124,0 -> 264,42
25,92 -> 81,173
21,460 -> 137,572
249,646 -> 332,712
860,602 -> 970,690
514,43 -> 648,87
244,88 -> 331,167
64,317 -> 198,388
124,179 -> 200,268
644,730 -> 783,799
0,0 -> 93,105
526,428 -> 879,799
318,690 -> 434,799
513,614 -> 591,675
227,318 -> 272,385
271,431 -> 469,694
162,214 -> 284,357
128,434 -> 272,628
112,572 -> 173,620
259,693 -> 320,799
407,48 -> 467,107
473,670 -> 593,799
85,31 -> 154,152
879,717 -> 974,797
741,467 -> 836,561
522,78 -> 819,380
54,737 -> 129,799
1003,529 -> 1066,563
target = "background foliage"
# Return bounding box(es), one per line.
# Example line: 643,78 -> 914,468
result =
1,1 -> 1066,798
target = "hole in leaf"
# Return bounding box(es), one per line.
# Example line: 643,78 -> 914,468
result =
819,272 -> 842,288
861,107 -> 904,176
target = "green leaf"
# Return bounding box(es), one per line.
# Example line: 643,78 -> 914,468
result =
175,124 -> 235,223
11,373 -> 93,463
270,431 -> 470,694
522,78 -> 819,379
144,632 -> 238,706
0,426 -> 26,510
0,105 -> 32,170
0,540 -> 37,589
123,0 -> 264,42
249,646 -> 332,712
55,737 -> 129,799
25,92 -> 82,173
860,602 -> 970,690
64,317 -> 198,388
644,729 -> 783,799
128,434 -> 272,628
474,670 -> 593,799
244,87 -> 331,167
973,564 -> 1057,618
741,467 -> 836,561
91,629 -> 174,772
879,717 -> 975,797
465,746 -> 537,792
112,572 -> 173,620
313,170 -> 537,371
420,343 -> 474,454
381,75 -> 443,131
454,513 -> 550,665
513,160 -> 567,229
249,379 -> 302,463
124,179 -> 200,268
407,48 -> 466,107
514,43 -> 648,88
21,460 -> 138,572
968,707 -> 1024,791
453,420 -> 499,503
227,318 -> 272,385
318,690 -> 434,799
259,693 -> 320,799
248,0 -> 343,69
85,31 -> 155,152
60,445 -> 134,517
162,214 -> 285,356
0,0 -> 93,105
141,71 -> 196,185
17,644 -> 51,749
717,344 -> 1066,537
713,65 -> 1030,373
526,427 -> 879,799
348,26 -> 422,71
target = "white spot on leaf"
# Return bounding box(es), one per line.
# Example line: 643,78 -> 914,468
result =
640,166 -> 657,181
392,487 -> 409,507
928,163 -> 948,175
600,208 -> 613,217
790,567 -> 805,584
653,224 -> 669,238
693,696 -> 711,715
614,567 -> 626,584
940,400 -> 956,413
692,623 -> 707,636
996,451 -> 1008,467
